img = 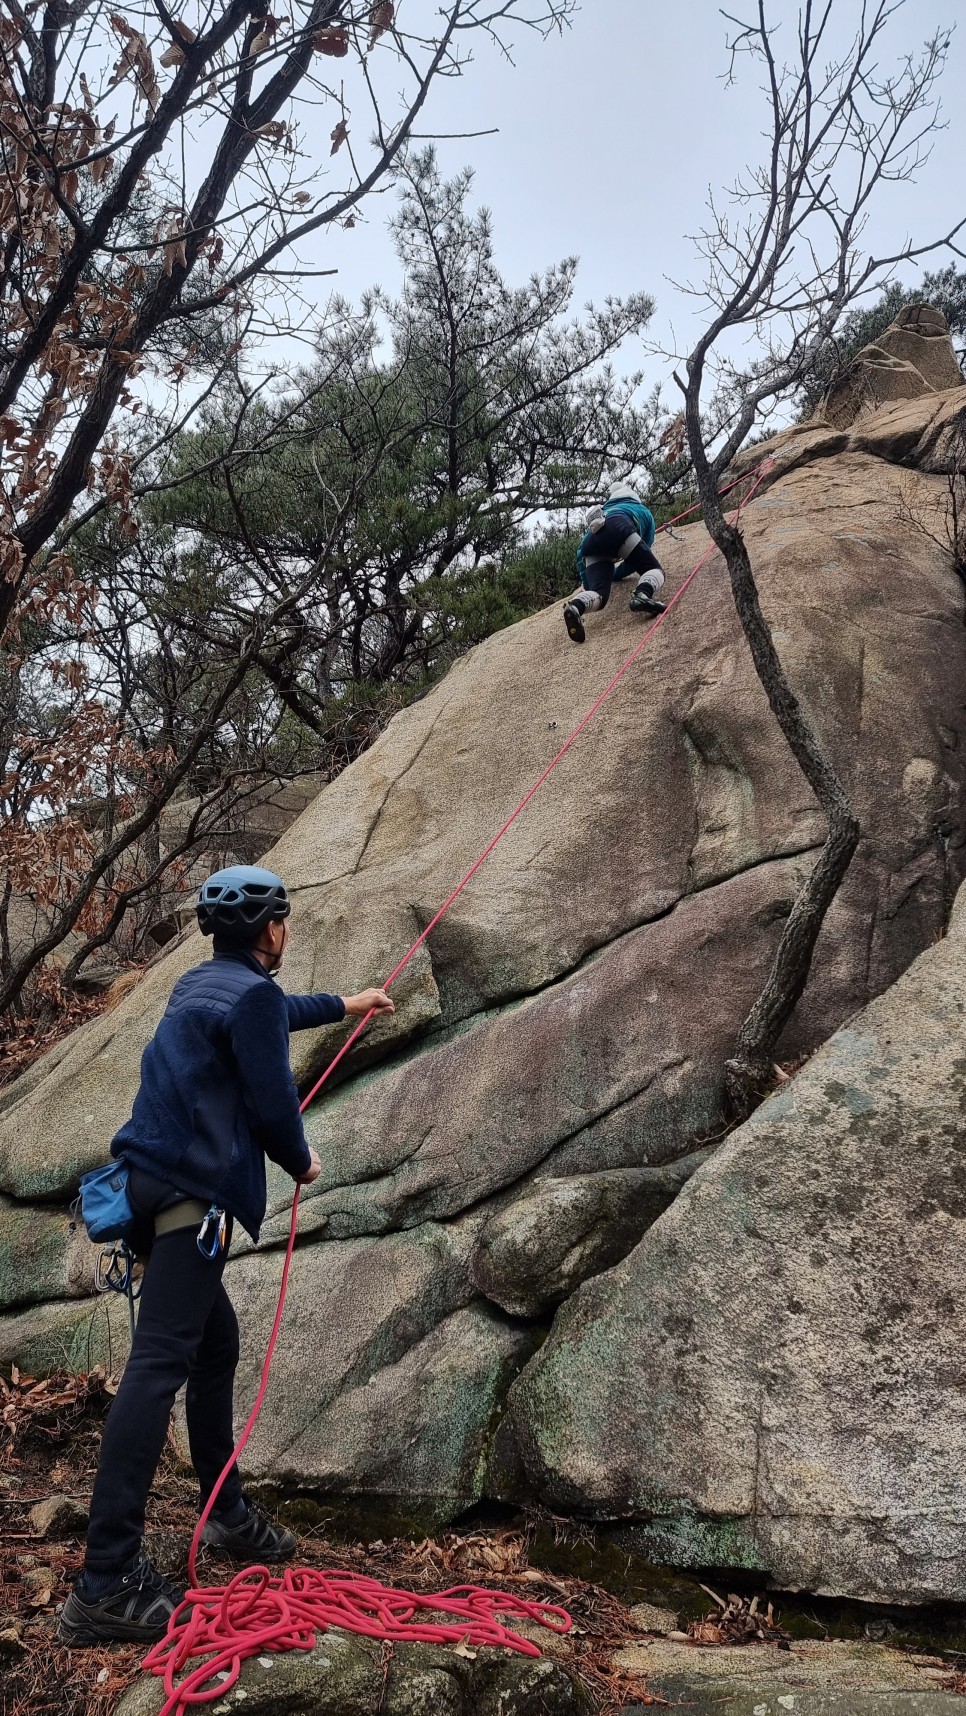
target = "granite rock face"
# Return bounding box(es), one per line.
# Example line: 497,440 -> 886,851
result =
508,884 -> 966,1604
114,1631 -> 590,1716
2,318 -> 966,1562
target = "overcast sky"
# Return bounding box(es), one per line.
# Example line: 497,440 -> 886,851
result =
293,0 -> 966,397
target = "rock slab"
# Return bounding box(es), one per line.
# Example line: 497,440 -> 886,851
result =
616,1637 -> 964,1715
115,1631 -> 590,1716
509,882 -> 966,1603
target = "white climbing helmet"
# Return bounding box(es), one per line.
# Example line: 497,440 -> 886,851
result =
607,481 -> 642,505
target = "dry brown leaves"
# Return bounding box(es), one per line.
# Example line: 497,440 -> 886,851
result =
107,13 -> 160,113
313,25 -> 350,56
1,1368 -> 113,1454
409,1529 -> 531,1577
368,3 -> 395,48
0,984 -> 106,1090
676,1585 -> 790,1649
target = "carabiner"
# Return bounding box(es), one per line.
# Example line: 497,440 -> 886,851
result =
197,1204 -> 227,1259
94,1241 -> 141,1298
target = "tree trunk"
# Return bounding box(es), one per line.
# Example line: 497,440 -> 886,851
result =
709,510 -> 860,1115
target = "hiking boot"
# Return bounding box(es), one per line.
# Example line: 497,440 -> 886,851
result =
200,1500 -> 296,1564
629,582 -> 667,616
563,600 -> 586,644
58,1556 -> 185,1645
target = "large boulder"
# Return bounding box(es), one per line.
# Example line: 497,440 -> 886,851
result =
224,1218 -> 538,1515
467,1151 -> 711,1318
115,1631 -> 589,1716
2,347 -> 966,1538
508,881 -> 966,1604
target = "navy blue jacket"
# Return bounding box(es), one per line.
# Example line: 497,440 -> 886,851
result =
111,950 -> 345,1240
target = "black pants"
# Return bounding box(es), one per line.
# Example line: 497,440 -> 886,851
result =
583,541 -> 663,608
84,1225 -> 244,1575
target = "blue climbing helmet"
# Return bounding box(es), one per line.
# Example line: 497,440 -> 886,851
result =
196,865 -> 291,942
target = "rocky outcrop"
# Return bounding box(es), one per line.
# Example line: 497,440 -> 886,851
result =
819,304 -> 964,430
468,1152 -> 711,1318
224,1219 -> 537,1512
2,331 -> 966,1556
612,1638 -> 966,1715
508,879 -> 966,1605
115,1631 -> 589,1716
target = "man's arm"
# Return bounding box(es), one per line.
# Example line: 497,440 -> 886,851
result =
285,992 -> 346,1031
287,988 -> 395,1030
228,981 -> 312,1180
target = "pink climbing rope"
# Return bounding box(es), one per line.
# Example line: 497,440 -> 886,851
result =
143,1567 -> 571,1708
143,459 -> 774,1715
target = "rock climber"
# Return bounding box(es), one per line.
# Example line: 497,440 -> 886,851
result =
563,481 -> 667,644
59,865 -> 394,1646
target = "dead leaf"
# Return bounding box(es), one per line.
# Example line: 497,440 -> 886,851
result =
368,1 -> 394,48
312,25 -> 349,56
330,119 -> 348,155
250,120 -> 287,143
453,1638 -> 477,1661
249,17 -> 279,55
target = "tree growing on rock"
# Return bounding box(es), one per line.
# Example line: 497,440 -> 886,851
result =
674,0 -> 966,1112
142,150 -> 659,732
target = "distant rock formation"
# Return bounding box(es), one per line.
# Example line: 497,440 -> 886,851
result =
818,303 -> 964,429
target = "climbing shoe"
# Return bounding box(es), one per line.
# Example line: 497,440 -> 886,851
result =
200,1499 -> 296,1564
629,583 -> 667,616
563,600 -> 586,644
58,1556 -> 185,1645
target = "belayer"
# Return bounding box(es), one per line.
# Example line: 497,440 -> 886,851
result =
60,865 -> 394,1645
563,481 -> 667,644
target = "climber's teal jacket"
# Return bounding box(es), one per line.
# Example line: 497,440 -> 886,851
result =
576,498 -> 657,580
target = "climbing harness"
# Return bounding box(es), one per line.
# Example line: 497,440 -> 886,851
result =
143,460 -> 775,1716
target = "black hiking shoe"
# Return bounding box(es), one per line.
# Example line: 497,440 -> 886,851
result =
58,1556 -> 185,1645
629,583 -> 667,616
563,600 -> 586,644
200,1500 -> 296,1564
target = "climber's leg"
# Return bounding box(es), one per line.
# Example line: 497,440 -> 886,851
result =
624,541 -> 667,614
563,560 -> 613,644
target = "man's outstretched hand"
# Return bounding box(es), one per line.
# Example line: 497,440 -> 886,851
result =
343,987 -> 395,1018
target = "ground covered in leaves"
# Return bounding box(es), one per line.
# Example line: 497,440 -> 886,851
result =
5,1366 -> 963,1716
0,1366 -> 698,1715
